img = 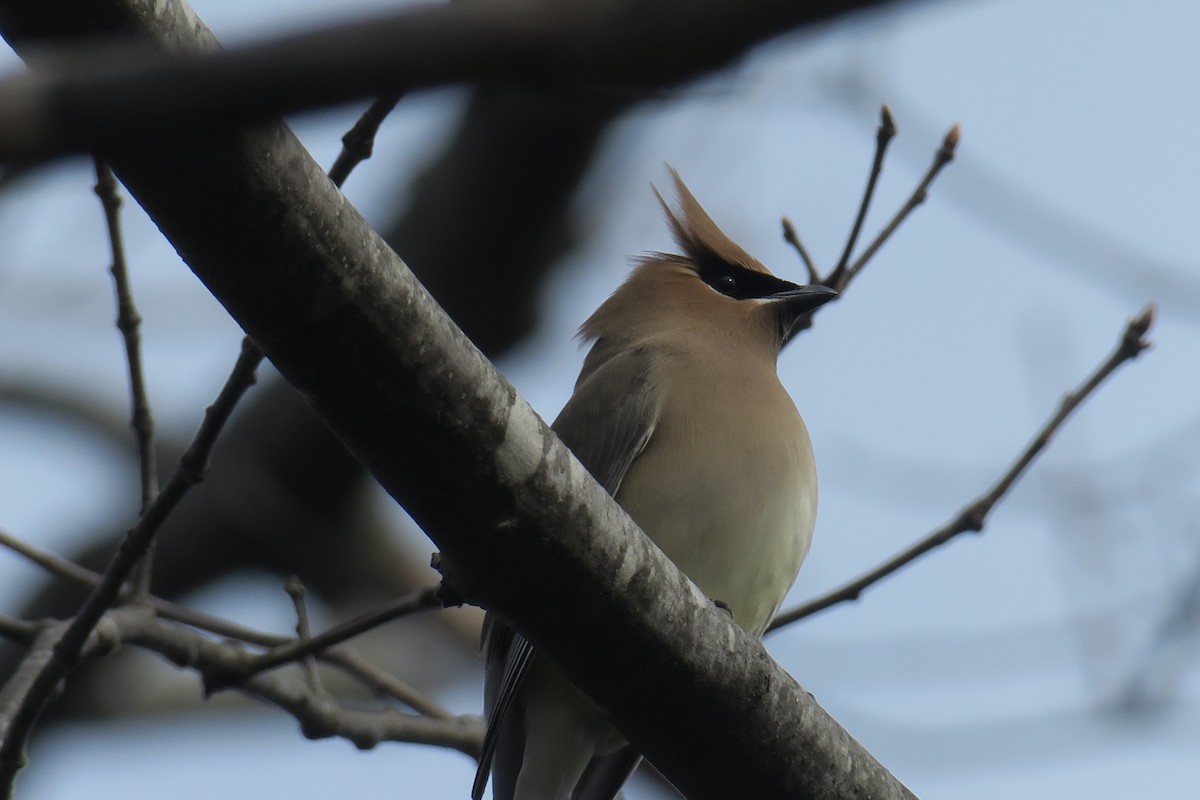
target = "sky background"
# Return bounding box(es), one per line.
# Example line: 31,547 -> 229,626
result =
1,0 -> 1198,797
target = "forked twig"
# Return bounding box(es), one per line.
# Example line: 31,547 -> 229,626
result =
781,106 -> 958,341
840,123 -> 959,288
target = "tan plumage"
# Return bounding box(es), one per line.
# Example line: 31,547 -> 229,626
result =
474,169 -> 836,800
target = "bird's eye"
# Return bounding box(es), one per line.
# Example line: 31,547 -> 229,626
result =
715,274 -> 738,296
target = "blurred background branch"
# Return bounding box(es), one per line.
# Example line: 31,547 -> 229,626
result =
0,0 -> 905,162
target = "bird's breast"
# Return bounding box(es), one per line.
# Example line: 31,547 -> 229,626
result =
614,350 -> 816,636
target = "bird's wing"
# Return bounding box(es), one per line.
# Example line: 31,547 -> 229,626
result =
551,343 -> 659,497
572,747 -> 643,800
472,346 -> 660,800
473,614 -> 533,800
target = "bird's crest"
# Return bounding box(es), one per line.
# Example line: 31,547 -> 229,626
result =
655,166 -> 772,275
578,168 -> 781,345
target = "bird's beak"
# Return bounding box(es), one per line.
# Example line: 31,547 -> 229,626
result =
770,283 -> 838,347
771,283 -> 838,315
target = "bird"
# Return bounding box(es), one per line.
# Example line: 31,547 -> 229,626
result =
472,168 -> 836,800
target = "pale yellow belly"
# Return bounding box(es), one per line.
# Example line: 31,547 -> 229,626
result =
615,406 -> 816,636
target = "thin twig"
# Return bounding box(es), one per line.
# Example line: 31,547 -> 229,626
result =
0,623 -> 69,744
0,528 -> 106,590
285,576 -> 322,693
783,114 -> 957,343
328,93 -> 403,189
0,616 -> 37,647
206,586 -> 441,691
839,123 -> 959,287
0,526 -> 451,715
768,304 -> 1156,633
322,649 -> 454,719
94,159 -> 159,599
0,339 -> 262,793
0,524 -> 282,646
101,608 -> 484,757
0,94 -> 424,746
781,217 -> 820,284
825,104 -> 896,290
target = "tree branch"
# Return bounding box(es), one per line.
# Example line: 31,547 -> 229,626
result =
283,577 -> 322,693
94,158 -> 160,597
327,93 -> 403,188
841,123 -> 959,287
0,525 -> 452,718
784,112 -> 958,341
117,607 -> 483,754
0,607 -> 484,757
769,304 -> 1156,632
0,340 -> 261,793
0,0 -> 906,163
205,586 -> 441,692
0,618 -> 36,649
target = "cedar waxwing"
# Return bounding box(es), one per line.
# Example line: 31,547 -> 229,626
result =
472,169 -> 836,800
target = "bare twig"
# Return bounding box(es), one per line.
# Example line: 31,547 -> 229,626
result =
825,104 -> 896,290
0,339 -> 261,794
783,113 -> 957,344
781,216 -> 820,284
328,93 -> 403,188
7,606 -> 483,757
284,576 -> 322,693
785,112 -> 956,295
116,607 -> 483,756
0,525 -> 451,716
768,304 -> 1157,632
0,93 -> 425,750
0,609 -> 480,755
94,159 -> 159,598
0,528 -> 106,590
0,524 -> 286,647
0,624 -> 69,745
839,123 -> 959,287
207,586 -> 441,692
322,649 -> 454,719
0,617 -> 37,648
